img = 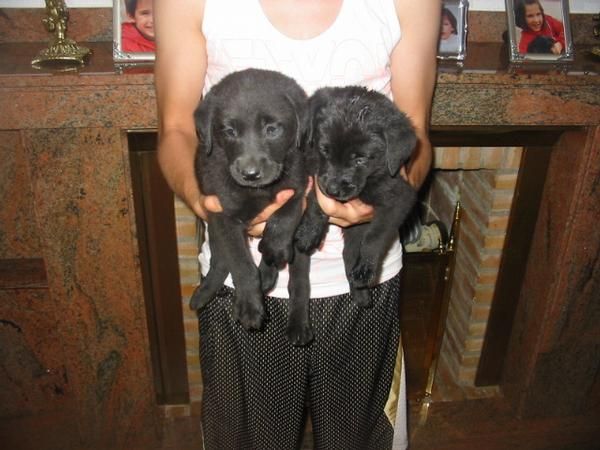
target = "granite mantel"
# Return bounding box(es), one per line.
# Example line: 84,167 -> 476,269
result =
0,42 -> 599,130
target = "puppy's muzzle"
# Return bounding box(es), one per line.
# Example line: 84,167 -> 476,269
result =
231,156 -> 282,187
319,176 -> 359,202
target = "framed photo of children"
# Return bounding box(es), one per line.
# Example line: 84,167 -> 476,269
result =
113,0 -> 155,62
505,0 -> 574,63
437,0 -> 469,60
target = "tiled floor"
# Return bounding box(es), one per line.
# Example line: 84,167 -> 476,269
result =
157,395 -> 600,450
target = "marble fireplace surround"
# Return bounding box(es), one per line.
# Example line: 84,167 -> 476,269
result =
1,37 -> 599,448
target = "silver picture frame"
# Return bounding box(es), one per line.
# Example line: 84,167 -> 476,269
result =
437,0 -> 469,61
505,0 -> 574,64
113,0 -> 155,62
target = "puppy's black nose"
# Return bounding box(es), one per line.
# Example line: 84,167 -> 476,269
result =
240,166 -> 262,181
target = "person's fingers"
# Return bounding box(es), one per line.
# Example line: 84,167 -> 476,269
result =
246,189 -> 296,237
190,198 -> 206,220
328,199 -> 374,227
202,195 -> 223,214
247,222 -> 266,237
314,182 -> 373,227
552,42 -> 563,55
250,189 -> 295,226
399,166 -> 409,182
305,176 -> 314,196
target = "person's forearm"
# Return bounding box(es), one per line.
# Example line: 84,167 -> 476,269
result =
157,128 -> 203,217
154,0 -> 208,218
391,0 -> 440,190
406,127 -> 433,189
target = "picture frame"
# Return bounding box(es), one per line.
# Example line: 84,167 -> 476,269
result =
437,0 -> 469,61
505,0 -> 574,64
113,0 -> 155,62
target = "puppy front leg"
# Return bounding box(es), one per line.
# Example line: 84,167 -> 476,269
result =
212,214 -> 265,330
350,201 -> 415,290
294,190 -> 329,254
342,225 -> 372,307
286,249 -> 313,346
189,219 -> 229,311
258,191 -> 305,293
259,192 -> 304,268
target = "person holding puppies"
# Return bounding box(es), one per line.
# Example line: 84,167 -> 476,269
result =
154,0 -> 440,448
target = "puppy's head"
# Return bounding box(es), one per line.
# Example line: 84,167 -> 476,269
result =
195,69 -> 307,187
527,35 -> 556,54
308,86 -> 416,201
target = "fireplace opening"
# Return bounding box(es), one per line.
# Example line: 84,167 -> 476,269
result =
128,132 -> 190,405
399,128 -> 563,403
127,127 -> 567,412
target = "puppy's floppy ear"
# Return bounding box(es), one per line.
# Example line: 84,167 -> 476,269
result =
193,95 -> 214,155
284,93 -> 307,149
307,88 -> 330,147
384,113 -> 417,176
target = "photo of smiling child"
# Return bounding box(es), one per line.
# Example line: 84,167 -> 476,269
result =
439,6 -> 460,53
513,0 -> 565,55
121,0 -> 155,53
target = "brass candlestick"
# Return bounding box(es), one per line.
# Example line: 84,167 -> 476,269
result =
31,0 -> 91,70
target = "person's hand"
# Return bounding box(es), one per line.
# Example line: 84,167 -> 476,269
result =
246,177 -> 314,237
189,191 -> 223,221
314,181 -> 374,227
551,41 -> 563,55
191,189 -> 295,237
247,189 -> 295,237
191,179 -> 312,237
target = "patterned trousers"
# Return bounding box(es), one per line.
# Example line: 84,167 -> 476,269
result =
198,274 -> 406,450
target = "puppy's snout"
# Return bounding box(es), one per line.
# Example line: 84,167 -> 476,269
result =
231,155 -> 282,187
234,157 -> 263,181
322,178 -> 357,201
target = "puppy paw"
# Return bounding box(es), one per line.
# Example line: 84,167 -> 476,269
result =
232,294 -> 265,330
286,320 -> 314,346
351,287 -> 372,308
350,258 -> 377,289
189,285 -> 215,311
294,223 -> 323,253
259,262 -> 278,294
259,239 -> 293,268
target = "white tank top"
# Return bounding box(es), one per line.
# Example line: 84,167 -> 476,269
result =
199,0 -> 404,298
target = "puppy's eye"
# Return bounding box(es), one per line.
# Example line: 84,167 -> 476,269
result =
318,144 -> 330,156
221,126 -> 238,138
352,154 -> 368,166
264,124 -> 283,139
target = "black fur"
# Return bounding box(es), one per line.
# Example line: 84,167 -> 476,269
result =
190,69 -> 313,345
527,35 -> 556,54
295,86 -> 417,307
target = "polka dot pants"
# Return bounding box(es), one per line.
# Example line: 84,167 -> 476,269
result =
198,274 -> 404,450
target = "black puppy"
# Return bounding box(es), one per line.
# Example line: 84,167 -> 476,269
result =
190,69 -> 313,345
527,35 -> 557,54
295,86 -> 417,307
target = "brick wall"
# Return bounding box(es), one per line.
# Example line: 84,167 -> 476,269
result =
172,199 -> 202,416
429,146 -> 522,385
